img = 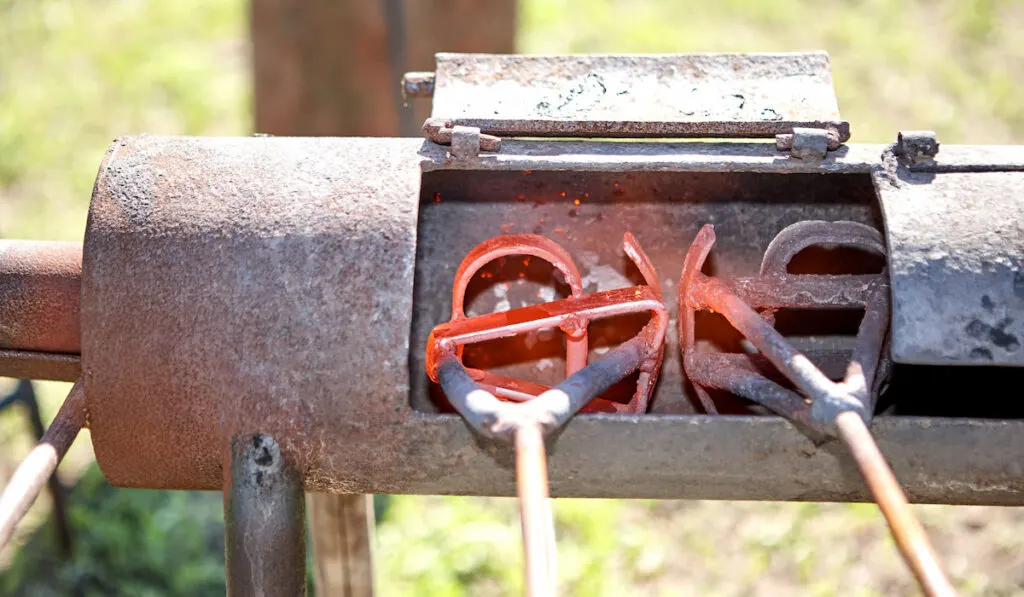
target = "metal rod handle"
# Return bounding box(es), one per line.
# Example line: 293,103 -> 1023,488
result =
516,423 -> 556,597
0,380 -> 85,549
836,411 -> 956,597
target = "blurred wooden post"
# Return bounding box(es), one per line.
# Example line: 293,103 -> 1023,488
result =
252,0 -> 517,138
250,1 -> 516,595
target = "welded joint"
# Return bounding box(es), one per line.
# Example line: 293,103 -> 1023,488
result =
422,118 -> 501,158
680,222 -> 890,437
436,335 -> 652,443
895,130 -> 939,166
809,388 -> 869,432
427,232 -> 666,415
775,127 -> 842,160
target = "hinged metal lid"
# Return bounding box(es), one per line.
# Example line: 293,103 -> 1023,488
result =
428,52 -> 849,142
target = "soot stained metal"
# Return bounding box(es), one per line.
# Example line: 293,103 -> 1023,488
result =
0,51 -> 1022,596
679,221 -> 952,596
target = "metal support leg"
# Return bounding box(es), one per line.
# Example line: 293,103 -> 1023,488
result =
225,434 -> 307,597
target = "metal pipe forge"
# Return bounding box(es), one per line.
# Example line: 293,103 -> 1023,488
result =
2,52 -> 1023,595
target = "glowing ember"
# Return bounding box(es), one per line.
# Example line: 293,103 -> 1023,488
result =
573,199 -> 580,205
433,192 -> 441,204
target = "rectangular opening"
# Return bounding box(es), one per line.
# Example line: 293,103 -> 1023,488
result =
409,168 -> 1024,420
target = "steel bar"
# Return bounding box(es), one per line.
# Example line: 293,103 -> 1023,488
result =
0,349 -> 80,382
448,234 -> 588,379
431,287 -> 665,350
683,351 -> 815,429
759,220 -> 886,275
0,380 -> 74,555
225,434 -> 307,597
436,329 -> 654,597
682,224 -> 888,426
679,222 -> 953,595
845,281 -> 891,415
437,335 -> 652,440
516,423 -> 555,597
0,240 -> 81,354
836,411 -> 956,597
726,274 -> 877,309
429,233 -> 666,415
0,380 -> 85,550
691,274 -> 860,426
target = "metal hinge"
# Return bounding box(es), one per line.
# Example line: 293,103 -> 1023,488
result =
407,53 -> 852,160
421,118 -> 501,160
774,127 -> 843,161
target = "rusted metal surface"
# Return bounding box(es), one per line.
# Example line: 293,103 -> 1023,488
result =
225,434 -> 306,597
0,350 -> 80,382
423,119 -> 501,154
427,233 -> 666,415
429,53 -> 849,141
872,151 -> 1024,365
83,135 -> 423,492
0,241 -> 81,355
0,380 -> 85,551
68,135 -> 1024,504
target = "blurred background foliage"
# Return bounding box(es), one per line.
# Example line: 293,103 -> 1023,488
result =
1,0 -> 1024,595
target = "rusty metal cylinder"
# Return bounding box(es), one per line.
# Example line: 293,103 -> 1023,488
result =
83,135 -> 421,491
0,240 -> 81,354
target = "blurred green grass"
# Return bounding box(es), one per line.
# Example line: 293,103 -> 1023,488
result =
2,0 -> 1024,595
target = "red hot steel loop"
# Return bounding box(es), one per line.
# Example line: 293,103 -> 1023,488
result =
679,221 -> 954,597
427,232 -> 666,414
427,233 -> 668,597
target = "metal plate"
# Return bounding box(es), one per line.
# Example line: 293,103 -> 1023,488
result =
873,158 -> 1024,365
431,53 -> 849,140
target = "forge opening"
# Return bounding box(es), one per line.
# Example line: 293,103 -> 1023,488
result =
409,168 -> 1023,420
